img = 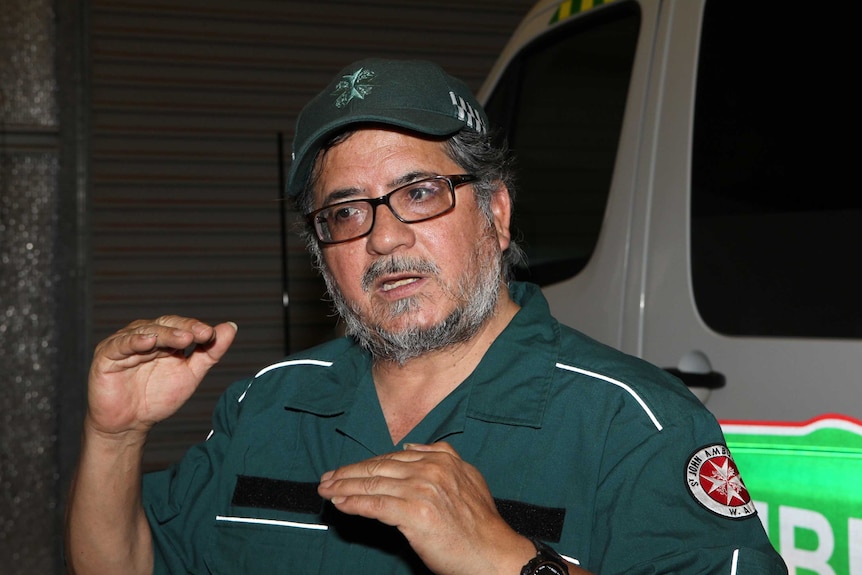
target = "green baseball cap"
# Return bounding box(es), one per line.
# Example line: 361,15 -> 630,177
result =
287,58 -> 489,199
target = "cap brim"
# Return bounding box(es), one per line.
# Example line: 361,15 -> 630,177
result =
287,111 -> 466,200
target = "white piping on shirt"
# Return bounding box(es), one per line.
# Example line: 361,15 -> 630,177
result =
214,516 -> 581,565
236,359 -> 335,403
254,359 -> 334,379
555,363 -> 664,431
215,515 -> 328,531
730,548 -> 739,575
560,553 -> 581,566
205,359 -> 336,440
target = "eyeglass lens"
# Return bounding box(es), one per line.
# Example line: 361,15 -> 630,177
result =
313,177 -> 459,243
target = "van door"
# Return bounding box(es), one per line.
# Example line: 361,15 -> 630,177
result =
481,0 -> 657,350
638,6 -> 862,567
637,0 -> 862,423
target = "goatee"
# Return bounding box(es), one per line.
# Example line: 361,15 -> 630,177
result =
321,234 -> 503,365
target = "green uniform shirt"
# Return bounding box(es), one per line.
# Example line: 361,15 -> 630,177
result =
143,282 -> 786,574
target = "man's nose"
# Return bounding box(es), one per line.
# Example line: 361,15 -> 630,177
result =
365,203 -> 415,255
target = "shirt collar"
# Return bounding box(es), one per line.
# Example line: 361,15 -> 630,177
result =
280,282 -> 559,430
462,282 -> 558,429
278,338 -> 369,416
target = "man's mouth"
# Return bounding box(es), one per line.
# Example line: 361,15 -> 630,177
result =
381,277 -> 420,292
362,257 -> 440,293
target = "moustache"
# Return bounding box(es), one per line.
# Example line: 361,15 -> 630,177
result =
361,257 -> 441,292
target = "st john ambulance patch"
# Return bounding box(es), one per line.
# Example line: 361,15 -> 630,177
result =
685,444 -> 757,520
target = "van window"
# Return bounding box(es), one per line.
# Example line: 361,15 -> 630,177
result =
485,2 -> 640,286
691,2 -> 862,338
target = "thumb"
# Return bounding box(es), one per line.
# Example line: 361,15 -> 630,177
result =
188,321 -> 238,375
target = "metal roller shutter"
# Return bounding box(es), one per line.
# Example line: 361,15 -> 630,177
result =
88,0 -> 535,470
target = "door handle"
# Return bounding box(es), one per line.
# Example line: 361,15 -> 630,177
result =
663,368 -> 725,389
664,350 -> 726,390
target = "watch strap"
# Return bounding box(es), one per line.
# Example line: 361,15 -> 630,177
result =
520,538 -> 569,575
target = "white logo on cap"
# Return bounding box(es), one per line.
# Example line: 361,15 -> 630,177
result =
333,67 -> 375,108
449,91 -> 486,134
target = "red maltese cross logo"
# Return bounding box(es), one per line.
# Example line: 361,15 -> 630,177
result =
686,444 -> 757,519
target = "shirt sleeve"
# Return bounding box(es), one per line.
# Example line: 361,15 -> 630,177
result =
589,408 -> 787,574
141,379 -> 248,574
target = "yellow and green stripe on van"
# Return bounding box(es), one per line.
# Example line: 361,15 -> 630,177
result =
549,0 -> 616,24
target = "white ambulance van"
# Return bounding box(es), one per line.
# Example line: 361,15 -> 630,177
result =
478,1 -> 861,572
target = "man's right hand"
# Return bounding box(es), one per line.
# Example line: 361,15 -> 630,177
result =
86,315 -> 237,437
66,316 -> 236,575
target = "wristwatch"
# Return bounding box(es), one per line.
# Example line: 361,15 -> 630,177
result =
520,538 -> 570,575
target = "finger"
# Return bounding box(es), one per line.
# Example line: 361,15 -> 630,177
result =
319,453 -> 454,506
98,329 -> 192,364
127,314 -> 211,333
205,321 -> 238,360
403,441 -> 458,456
185,321 -> 238,377
319,472 -> 408,499
98,317 -> 218,362
137,315 -> 218,347
318,459 -> 425,506
150,315 -> 219,345
320,450 -> 428,483
318,467 -> 421,528
327,489 -> 412,527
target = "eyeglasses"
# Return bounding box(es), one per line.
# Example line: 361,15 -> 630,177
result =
307,174 -> 477,244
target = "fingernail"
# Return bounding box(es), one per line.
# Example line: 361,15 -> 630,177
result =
403,443 -> 417,450
320,471 -> 333,481
227,321 -> 238,331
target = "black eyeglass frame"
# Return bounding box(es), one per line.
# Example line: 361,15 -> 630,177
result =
307,174 -> 478,245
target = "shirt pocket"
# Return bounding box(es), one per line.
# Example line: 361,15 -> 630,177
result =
205,509 -> 329,572
205,474 -> 329,572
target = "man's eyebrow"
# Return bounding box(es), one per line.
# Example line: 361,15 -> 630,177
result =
390,170 -> 435,189
321,187 -> 362,206
320,171 -> 437,207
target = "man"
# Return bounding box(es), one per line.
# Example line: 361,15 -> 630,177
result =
65,59 -> 786,574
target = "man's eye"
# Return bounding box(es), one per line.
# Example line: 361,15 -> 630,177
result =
406,184 -> 441,202
332,205 -> 363,222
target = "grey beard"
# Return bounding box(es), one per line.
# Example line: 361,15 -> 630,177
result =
321,237 -> 503,365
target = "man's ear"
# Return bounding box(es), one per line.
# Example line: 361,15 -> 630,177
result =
489,183 -> 513,252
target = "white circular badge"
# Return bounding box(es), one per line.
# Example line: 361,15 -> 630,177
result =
686,444 -> 757,520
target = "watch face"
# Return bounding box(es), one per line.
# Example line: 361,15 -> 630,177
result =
534,561 -> 567,575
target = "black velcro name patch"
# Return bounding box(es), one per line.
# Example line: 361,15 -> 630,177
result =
231,475 -> 324,515
495,498 -> 566,543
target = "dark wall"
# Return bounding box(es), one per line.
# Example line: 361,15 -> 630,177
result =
0,0 -> 536,571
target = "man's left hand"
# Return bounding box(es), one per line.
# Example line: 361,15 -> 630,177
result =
318,441 -> 536,575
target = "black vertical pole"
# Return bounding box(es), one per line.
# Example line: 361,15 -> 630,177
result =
278,132 -> 291,356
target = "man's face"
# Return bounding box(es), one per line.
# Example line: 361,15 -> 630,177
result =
311,128 -> 512,363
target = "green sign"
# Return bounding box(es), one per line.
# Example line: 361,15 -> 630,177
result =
722,416 -> 862,575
